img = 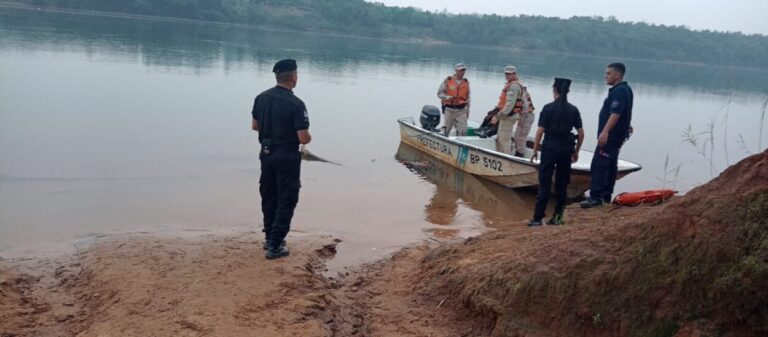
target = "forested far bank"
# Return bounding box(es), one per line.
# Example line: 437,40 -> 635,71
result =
6,0 -> 768,69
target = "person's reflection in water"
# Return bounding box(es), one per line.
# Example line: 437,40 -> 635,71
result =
470,179 -> 539,228
398,148 -> 460,226
396,143 -> 542,229
424,184 -> 460,225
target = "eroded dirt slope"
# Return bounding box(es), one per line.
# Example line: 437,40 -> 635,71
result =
416,150 -> 768,337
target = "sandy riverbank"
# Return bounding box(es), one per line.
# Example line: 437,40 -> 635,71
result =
0,230 -> 481,337
0,205 -> 678,337
1,233 -> 339,336
2,150 -> 766,337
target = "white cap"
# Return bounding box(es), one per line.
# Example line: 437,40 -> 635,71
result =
504,65 -> 517,74
454,63 -> 467,71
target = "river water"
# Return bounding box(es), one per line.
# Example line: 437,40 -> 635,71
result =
1,8 -> 766,268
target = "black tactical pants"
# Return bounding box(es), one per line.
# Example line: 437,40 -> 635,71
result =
589,143 -> 621,203
259,148 -> 301,250
533,147 -> 572,221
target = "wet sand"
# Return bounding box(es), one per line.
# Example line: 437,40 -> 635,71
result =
1,232 -> 339,336
0,230 -> 476,337
0,203 -> 672,337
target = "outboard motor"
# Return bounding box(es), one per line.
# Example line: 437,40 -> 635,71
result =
420,105 -> 441,131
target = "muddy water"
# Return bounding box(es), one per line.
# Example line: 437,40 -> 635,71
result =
1,8 -> 767,268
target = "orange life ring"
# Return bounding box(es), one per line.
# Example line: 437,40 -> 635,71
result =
613,189 -> 676,206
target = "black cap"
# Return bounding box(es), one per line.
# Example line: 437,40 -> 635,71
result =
273,59 -> 297,74
553,77 -> 571,90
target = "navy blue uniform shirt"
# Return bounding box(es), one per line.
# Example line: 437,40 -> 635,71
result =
538,101 -> 582,151
251,86 -> 310,148
598,81 -> 633,145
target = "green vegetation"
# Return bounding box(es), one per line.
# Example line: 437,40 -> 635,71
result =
10,0 -> 768,68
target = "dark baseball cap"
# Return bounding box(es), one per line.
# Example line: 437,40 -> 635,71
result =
273,59 -> 297,74
553,77 -> 572,90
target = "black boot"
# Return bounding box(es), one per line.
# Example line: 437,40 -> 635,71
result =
547,213 -> 564,225
263,239 -> 285,251
579,198 -> 604,209
265,240 -> 289,260
527,219 -> 542,227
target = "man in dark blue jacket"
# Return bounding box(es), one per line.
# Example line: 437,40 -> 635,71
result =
581,63 -> 633,208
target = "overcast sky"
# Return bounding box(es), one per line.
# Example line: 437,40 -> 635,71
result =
370,0 -> 768,35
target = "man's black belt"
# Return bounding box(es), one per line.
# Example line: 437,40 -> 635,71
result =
270,143 -> 300,150
261,140 -> 299,150
444,104 -> 467,109
545,133 -> 577,142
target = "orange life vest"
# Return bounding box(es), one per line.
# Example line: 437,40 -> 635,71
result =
496,81 -> 535,114
613,190 -> 676,206
441,76 -> 470,106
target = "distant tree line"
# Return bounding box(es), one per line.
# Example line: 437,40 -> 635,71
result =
14,0 -> 768,68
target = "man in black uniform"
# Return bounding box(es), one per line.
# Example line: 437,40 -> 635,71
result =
251,59 -> 312,260
581,63 -> 633,208
528,78 -> 584,226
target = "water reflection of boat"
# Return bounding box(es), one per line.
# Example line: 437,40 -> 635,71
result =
396,142 -> 538,228
398,117 -> 642,198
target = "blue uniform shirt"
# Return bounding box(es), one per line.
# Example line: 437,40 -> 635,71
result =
598,81 -> 633,145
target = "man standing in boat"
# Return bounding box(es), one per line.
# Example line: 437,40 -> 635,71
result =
581,63 -> 633,208
251,59 -> 312,259
513,69 -> 536,158
491,66 -> 533,156
528,78 -> 584,226
437,63 -> 471,136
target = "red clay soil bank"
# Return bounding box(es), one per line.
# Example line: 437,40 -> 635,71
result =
416,150 -> 768,337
